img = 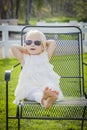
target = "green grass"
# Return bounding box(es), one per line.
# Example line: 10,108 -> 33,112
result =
43,16 -> 79,23
0,54 -> 87,130
18,16 -> 79,25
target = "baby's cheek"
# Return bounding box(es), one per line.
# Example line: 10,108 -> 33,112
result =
26,46 -> 30,52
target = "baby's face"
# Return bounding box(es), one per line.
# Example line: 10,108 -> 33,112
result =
25,34 -> 44,55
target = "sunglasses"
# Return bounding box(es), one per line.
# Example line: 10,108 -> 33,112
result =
25,40 -> 42,46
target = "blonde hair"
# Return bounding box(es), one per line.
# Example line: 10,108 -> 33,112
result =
25,30 -> 46,49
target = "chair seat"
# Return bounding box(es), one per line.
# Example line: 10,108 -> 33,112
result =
19,98 -> 87,120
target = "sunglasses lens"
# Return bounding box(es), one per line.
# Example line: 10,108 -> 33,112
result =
25,40 -> 32,45
25,40 -> 42,46
34,41 -> 41,46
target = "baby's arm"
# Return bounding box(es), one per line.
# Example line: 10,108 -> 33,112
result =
46,40 -> 56,60
11,45 -> 28,64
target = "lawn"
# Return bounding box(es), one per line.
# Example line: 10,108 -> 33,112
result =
0,54 -> 87,130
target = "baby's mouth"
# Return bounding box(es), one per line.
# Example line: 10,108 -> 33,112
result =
30,48 -> 35,50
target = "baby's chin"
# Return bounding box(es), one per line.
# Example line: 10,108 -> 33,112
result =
29,52 -> 43,55
29,50 -> 45,55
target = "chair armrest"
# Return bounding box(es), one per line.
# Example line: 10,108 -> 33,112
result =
4,62 -> 20,82
83,62 -> 87,66
5,70 -> 11,82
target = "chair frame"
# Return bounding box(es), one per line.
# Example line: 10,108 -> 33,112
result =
5,26 -> 87,130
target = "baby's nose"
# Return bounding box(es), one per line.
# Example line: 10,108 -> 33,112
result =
31,42 -> 35,46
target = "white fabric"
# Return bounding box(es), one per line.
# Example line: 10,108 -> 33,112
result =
13,52 -> 64,105
26,88 -> 43,104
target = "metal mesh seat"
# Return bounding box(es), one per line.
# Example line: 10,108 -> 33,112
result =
20,99 -> 87,119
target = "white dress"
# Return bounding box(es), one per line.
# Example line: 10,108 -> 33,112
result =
13,52 -> 64,105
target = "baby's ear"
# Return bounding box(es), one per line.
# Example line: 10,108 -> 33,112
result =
46,40 -> 49,47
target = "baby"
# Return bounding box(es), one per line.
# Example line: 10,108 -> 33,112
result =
11,30 -> 64,109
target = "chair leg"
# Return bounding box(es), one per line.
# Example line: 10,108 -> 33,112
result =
81,120 -> 84,130
6,81 -> 8,130
18,118 -> 20,130
16,105 -> 20,130
6,117 -> 8,130
81,105 -> 86,130
17,104 -> 22,130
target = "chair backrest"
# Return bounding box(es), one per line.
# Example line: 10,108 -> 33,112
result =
21,26 -> 84,98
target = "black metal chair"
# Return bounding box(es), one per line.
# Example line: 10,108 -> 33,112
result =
5,26 -> 87,130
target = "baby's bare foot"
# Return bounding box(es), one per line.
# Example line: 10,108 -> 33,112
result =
52,90 -> 59,95
43,87 -> 51,99
43,87 -> 59,99
45,95 -> 58,109
41,88 -> 59,108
